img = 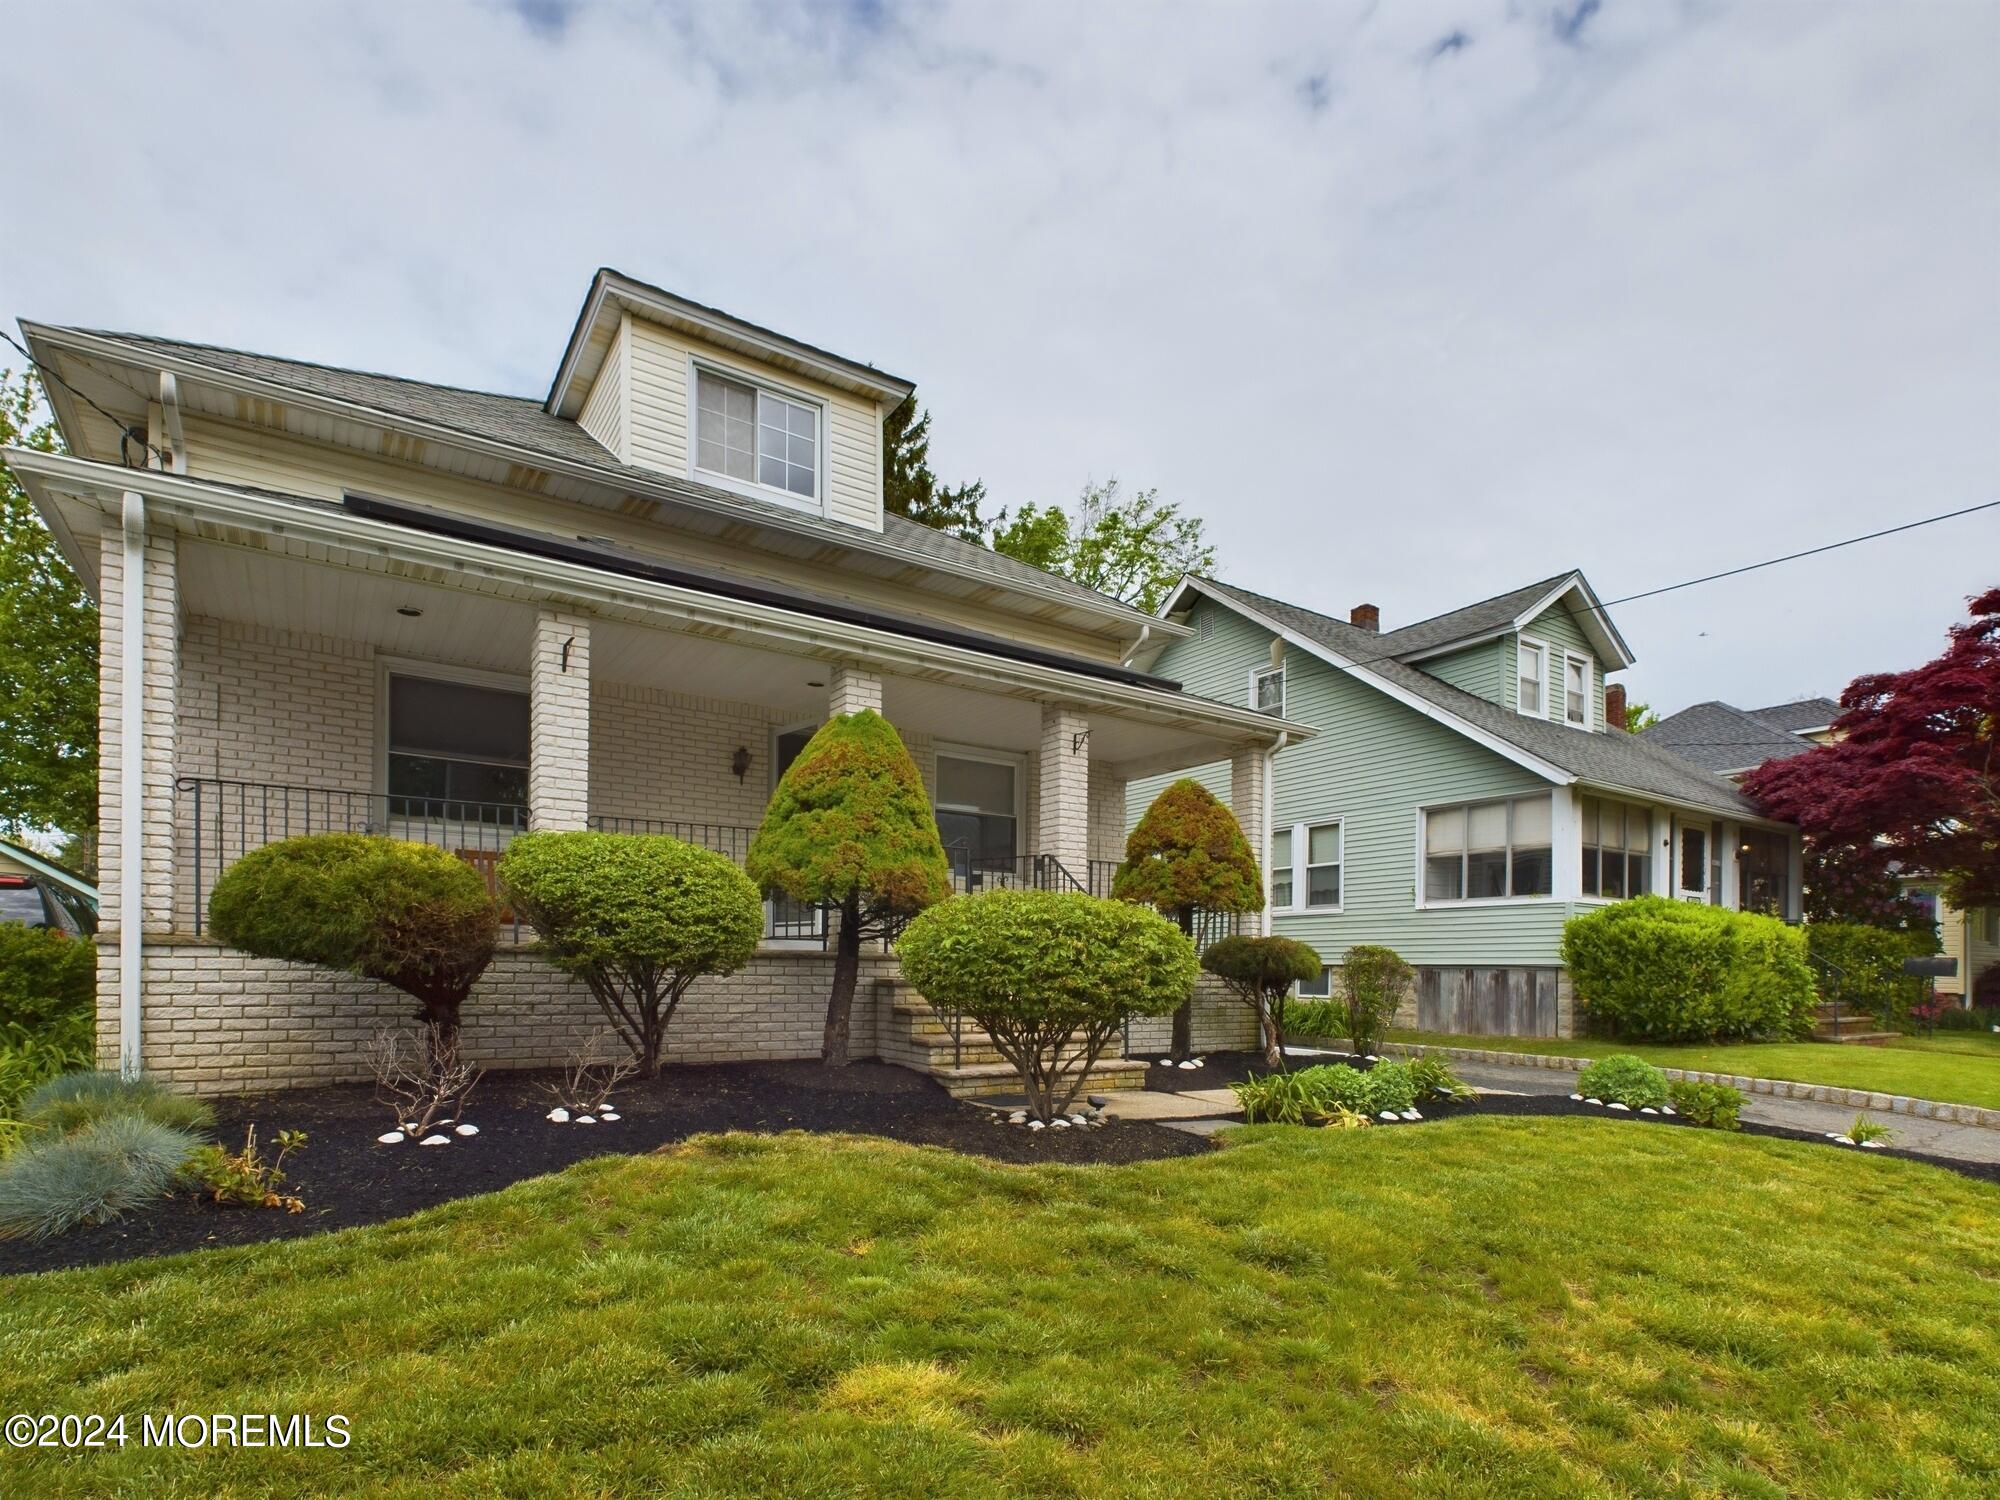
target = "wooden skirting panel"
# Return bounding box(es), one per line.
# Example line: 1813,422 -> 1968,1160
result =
1415,966 -> 1562,1038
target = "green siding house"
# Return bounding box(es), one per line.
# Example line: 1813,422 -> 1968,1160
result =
1129,573 -> 1801,1038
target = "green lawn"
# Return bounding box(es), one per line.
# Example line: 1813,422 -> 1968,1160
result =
2,1124 -> 1996,1497
1388,1029 -> 2000,1109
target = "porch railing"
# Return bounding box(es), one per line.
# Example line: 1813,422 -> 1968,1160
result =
1087,855 -> 1247,946
176,777 -> 529,940
586,814 -> 820,941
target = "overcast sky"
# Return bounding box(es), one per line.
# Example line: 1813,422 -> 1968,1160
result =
5,0 -> 1994,715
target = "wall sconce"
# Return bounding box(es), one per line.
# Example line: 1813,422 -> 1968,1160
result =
731,746 -> 751,783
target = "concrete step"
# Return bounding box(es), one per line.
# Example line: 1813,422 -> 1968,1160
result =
930,1056 -> 1151,1101
891,1032 -> 1012,1069
1817,1030 -> 1902,1046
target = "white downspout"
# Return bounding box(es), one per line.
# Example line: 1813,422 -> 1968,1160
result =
1264,731 -> 1288,936
119,490 -> 146,1079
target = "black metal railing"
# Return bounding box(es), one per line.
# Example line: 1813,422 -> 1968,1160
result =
176,777 -> 529,939
587,814 -> 821,941
943,848 -> 1086,898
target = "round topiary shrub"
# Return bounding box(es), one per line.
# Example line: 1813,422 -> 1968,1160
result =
1576,1054 -> 1670,1109
208,834 -> 500,1043
1561,895 -> 1815,1042
500,830 -> 765,1076
1200,935 -> 1321,1068
897,889 -> 1197,1121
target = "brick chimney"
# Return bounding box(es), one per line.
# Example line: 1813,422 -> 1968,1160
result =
1349,603 -> 1380,632
1605,682 -> 1627,731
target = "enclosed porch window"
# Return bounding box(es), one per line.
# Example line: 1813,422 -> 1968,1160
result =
1580,796 -> 1651,899
1737,829 -> 1792,918
386,672 -> 529,823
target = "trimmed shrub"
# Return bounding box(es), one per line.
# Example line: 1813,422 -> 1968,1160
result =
1576,1054 -> 1670,1109
1115,779 -> 1263,1061
501,831 -> 765,1076
1561,896 -> 1816,1042
1667,1079 -> 1743,1130
747,710 -> 951,1066
0,1114 -> 199,1240
1406,1055 -> 1475,1104
1339,945 -> 1415,1057
0,922 -> 95,1041
20,1071 -> 213,1136
1200,935 -> 1321,1068
1358,1060 -> 1417,1115
1806,922 -> 1938,1031
208,834 -> 499,1043
897,889 -> 1195,1121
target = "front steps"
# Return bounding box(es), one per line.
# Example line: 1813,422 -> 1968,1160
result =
1812,1003 -> 1900,1046
874,978 -> 1150,1100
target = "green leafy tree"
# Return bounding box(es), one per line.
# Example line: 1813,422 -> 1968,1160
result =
0,370 -> 97,849
499,832 -> 764,1076
898,889 -> 1195,1121
990,477 -> 1215,613
208,834 -> 500,1051
882,393 -> 986,541
1201,935 -> 1321,1069
1113,778 -> 1263,1061
747,710 -> 952,1065
1338,945 -> 1415,1057
1618,701 -> 1659,734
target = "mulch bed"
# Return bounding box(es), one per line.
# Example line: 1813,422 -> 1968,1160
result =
0,1061 -> 1209,1277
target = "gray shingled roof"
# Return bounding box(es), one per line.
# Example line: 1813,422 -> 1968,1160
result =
1746,697 -> 1842,734
1371,573 -> 1576,658
1196,577 -> 1760,817
56,328 -> 1136,619
1642,700 -> 1823,775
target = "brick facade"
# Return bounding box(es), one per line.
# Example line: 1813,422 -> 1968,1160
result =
529,610 -> 591,830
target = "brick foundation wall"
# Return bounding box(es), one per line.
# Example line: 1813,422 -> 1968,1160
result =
1123,974 -> 1258,1055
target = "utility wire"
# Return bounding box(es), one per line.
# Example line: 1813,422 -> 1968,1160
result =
1,326 -> 170,469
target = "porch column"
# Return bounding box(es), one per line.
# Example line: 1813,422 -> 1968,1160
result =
1037,703 -> 1090,878
98,512 -> 179,936
530,609 -> 591,831
1718,821 -> 1740,910
1230,745 -> 1270,935
828,664 -> 882,717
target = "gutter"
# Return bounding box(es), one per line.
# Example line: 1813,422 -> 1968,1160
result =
118,490 -> 145,1078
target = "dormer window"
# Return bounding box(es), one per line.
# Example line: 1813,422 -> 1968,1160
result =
1517,639 -> 1547,716
1563,654 -> 1592,728
694,365 -> 820,505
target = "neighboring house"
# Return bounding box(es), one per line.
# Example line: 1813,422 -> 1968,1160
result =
0,838 -> 99,935
5,268 -> 1308,1094
1645,696 -> 1998,1005
1128,574 -> 1802,1038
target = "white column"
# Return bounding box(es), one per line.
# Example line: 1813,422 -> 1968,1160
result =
1718,821 -> 1740,910
1037,703 -> 1090,878
1230,745 -> 1270,935
828,664 -> 882,717
1551,786 -> 1581,901
530,610 -> 591,831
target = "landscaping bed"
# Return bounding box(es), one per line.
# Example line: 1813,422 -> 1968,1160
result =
0,1060 -> 1208,1276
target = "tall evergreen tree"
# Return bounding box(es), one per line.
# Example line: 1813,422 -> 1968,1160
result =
882,393 -> 987,541
0,369 -> 97,853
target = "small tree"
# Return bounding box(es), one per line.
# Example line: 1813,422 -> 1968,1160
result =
208,834 -> 499,1052
747,710 -> 952,1066
1201,936 -> 1321,1069
1339,945 -> 1415,1057
499,831 -> 763,1077
1113,778 -> 1263,1060
897,889 -> 1196,1121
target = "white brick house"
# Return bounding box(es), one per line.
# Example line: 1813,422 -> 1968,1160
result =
8,270 -> 1307,1094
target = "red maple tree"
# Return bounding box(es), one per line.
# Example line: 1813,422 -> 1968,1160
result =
1745,588 -> 2000,915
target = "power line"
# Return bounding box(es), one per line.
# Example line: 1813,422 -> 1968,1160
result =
1,326 -> 169,469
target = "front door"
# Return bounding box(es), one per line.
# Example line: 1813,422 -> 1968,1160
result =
1677,819 -> 1709,903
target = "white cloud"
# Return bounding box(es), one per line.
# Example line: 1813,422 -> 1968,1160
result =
2,0 -> 1992,710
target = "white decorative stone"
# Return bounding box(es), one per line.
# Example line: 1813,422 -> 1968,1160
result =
547,1108 -> 570,1123
576,1115 -> 597,1125
1640,1107 -> 1659,1115
1178,1060 -> 1200,1070
402,1122 -> 420,1133
1051,1119 -> 1070,1130
1568,1093 -> 1583,1102
376,1131 -> 405,1145
600,1111 -> 620,1122
1607,1102 -> 1631,1112
1399,1109 -> 1421,1121
1027,1119 -> 1045,1131
1860,1139 -> 1885,1149
1070,1114 -> 1089,1126
419,1134 -> 450,1146
454,1123 -> 479,1136
1585,1098 -> 1603,1106
1378,1111 -> 1398,1121
1660,1106 -> 1676,1116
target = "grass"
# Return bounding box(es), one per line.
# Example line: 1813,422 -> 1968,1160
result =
1,1123 -> 1996,1497
1388,1029 -> 2000,1109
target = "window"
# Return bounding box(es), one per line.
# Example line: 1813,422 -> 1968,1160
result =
1737,829 -> 1791,917
694,367 -> 818,501
386,672 -> 529,818
1679,824 -> 1708,898
1252,665 -> 1285,717
1580,796 -> 1651,899
1269,828 -> 1293,908
1517,640 -> 1547,716
1564,655 -> 1591,728
1424,795 -> 1552,902
1297,966 -> 1332,998
1304,822 -> 1341,907
935,750 -> 1019,871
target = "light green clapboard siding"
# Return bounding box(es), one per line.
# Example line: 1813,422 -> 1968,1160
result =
1130,595 -> 1581,967
1421,636 -> 1510,705
1516,600 -> 1610,729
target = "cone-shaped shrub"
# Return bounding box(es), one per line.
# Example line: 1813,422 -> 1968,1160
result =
1113,778 -> 1263,1059
208,834 -> 499,1045
1201,935 -> 1321,1068
748,710 -> 951,1065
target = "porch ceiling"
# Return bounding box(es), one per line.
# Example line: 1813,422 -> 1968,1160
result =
176,539 -> 1266,776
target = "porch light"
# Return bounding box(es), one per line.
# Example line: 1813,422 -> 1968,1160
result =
731,746 -> 751,782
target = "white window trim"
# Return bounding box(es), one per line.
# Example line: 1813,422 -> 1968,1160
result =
686,355 -> 830,519
373,655 -> 531,798
1413,796 -> 1557,910
1562,651 -> 1594,730
933,742 -> 1028,851
1516,636 -> 1550,719
1249,663 -> 1285,718
1298,818 -> 1343,912
1295,966 -> 1333,999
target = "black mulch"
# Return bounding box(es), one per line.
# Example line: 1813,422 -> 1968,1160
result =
1142,1049 -> 2000,1188
0,1061 -> 1209,1277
